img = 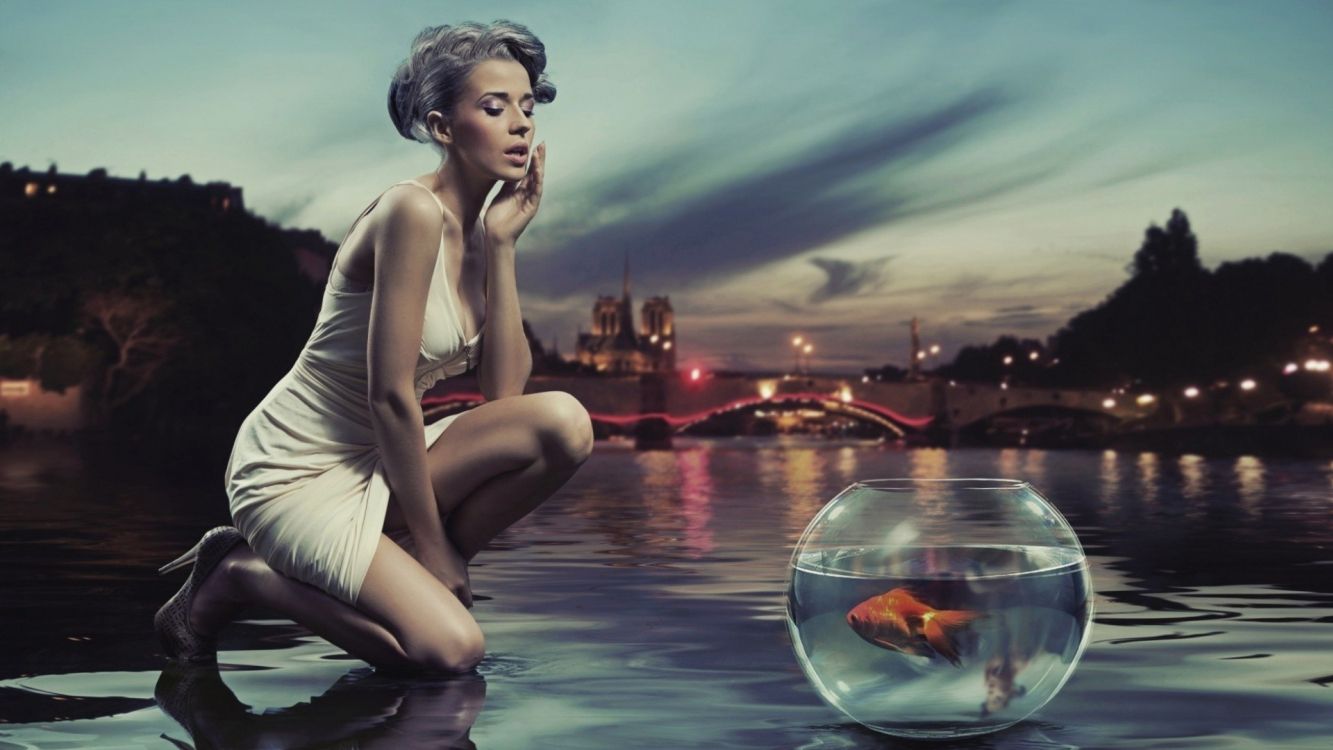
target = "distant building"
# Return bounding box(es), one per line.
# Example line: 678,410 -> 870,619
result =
574,251 -> 676,374
0,161 -> 244,214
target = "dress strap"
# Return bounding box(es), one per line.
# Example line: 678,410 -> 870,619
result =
396,179 -> 448,218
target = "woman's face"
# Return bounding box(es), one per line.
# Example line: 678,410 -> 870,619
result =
439,58 -> 535,181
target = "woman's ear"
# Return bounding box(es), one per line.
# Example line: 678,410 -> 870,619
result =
427,110 -> 453,146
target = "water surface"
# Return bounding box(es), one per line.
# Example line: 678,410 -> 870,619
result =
1,437 -> 1330,748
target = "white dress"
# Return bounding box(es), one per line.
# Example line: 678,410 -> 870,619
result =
224,179 -> 484,607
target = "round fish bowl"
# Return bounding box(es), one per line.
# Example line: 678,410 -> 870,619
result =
785,478 -> 1094,740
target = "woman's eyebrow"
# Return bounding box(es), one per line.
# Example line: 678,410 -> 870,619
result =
478,91 -> 535,102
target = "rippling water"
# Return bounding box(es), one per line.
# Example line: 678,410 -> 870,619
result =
0,437 -> 1330,748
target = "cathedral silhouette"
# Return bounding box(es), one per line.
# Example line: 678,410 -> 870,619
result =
573,251 -> 676,374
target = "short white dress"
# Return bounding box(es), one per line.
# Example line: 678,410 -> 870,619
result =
225,179 -> 484,607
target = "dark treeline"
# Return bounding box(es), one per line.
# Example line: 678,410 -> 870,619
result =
927,209 -> 1333,398
5,190 -> 1331,468
1,182 -> 326,472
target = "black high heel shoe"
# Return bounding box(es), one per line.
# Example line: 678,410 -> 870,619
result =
153,525 -> 246,664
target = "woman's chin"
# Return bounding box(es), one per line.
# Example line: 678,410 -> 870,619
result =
489,161 -> 526,179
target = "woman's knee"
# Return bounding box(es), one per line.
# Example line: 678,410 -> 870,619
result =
402,623 -> 486,674
531,391 -> 593,467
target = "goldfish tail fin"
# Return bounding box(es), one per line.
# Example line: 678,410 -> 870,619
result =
921,609 -> 985,668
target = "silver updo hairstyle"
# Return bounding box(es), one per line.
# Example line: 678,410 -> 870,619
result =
388,19 -> 557,158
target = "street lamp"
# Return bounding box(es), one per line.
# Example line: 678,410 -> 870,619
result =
803,343 -> 813,375
792,335 -> 803,374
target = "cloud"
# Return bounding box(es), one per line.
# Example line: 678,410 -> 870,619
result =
806,254 -> 896,304
890,270 -> 1067,299
961,307 -> 1061,330
268,193 -> 318,228
518,85 -> 1024,298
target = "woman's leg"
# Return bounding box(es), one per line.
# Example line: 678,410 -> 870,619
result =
191,391 -> 592,673
445,447 -> 586,562
191,544 -> 425,673
382,391 -> 594,561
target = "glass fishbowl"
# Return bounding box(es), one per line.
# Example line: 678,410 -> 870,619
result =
785,478 -> 1094,740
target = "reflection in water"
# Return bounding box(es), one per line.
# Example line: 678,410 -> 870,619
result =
781,443 -> 828,539
675,447 -> 716,557
153,662 -> 485,749
908,448 -> 953,528
1179,454 -> 1209,501
1234,455 -> 1266,512
1021,449 -> 1048,488
1098,449 -> 1120,513
908,447 -> 950,482
1137,451 -> 1160,505
834,444 -> 861,489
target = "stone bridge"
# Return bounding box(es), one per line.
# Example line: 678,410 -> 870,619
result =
425,373 -> 1150,446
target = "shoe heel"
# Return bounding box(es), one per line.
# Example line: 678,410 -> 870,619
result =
158,540 -> 202,575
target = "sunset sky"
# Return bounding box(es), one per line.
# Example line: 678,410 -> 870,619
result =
5,0 -> 1332,374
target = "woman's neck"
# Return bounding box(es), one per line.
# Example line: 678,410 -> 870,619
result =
423,159 -> 494,244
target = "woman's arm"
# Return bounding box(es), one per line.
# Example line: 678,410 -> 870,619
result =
365,188 -> 456,568
478,241 -> 533,401
480,140 -> 546,400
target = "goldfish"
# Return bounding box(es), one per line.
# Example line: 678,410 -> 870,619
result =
845,586 -> 987,667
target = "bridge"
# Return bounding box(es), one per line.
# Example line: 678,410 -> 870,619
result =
424,372 -> 1152,448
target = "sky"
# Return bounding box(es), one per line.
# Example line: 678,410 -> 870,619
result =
4,0 -> 1333,374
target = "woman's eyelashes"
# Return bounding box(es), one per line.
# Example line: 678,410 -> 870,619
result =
483,105 -> 534,118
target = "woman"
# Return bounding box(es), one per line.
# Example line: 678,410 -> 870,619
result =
153,19 -> 592,675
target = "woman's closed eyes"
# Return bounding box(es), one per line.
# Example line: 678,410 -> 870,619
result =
484,106 -> 534,118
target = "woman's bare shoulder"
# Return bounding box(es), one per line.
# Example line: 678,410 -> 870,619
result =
371,185 -> 463,252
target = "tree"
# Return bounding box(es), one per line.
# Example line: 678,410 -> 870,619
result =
1127,207 -> 1202,279
82,289 -> 184,418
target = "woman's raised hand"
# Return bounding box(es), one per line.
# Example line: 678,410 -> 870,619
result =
484,140 -> 545,248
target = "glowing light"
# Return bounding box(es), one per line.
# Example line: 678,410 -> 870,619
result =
948,380 -> 956,386
929,344 -> 940,354
1003,355 -> 1013,365
1000,382 -> 1009,390
690,368 -> 701,381
1311,325 -> 1321,334
650,334 -> 659,343
758,382 -> 775,400
1240,379 -> 1256,391
1103,398 -> 1116,408
24,182 -> 39,197
1284,362 -> 1298,374
839,386 -> 852,403
803,344 -> 813,354
1184,387 -> 1199,398
1136,394 -> 1155,405
792,336 -> 803,346
663,341 -> 672,350
916,351 -> 926,360
1028,351 -> 1038,360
